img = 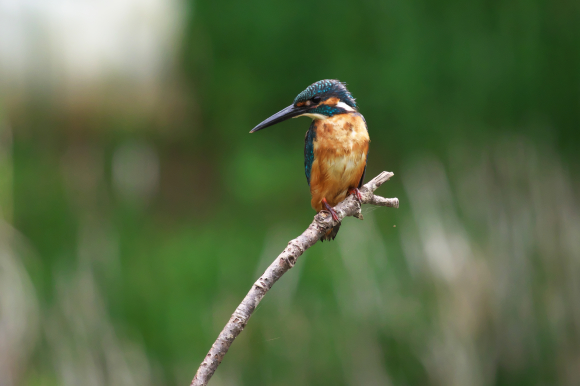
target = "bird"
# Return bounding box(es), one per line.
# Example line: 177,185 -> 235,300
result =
250,79 -> 369,241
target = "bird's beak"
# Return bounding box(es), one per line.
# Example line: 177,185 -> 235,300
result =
250,104 -> 309,133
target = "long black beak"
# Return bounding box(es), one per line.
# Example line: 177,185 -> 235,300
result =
250,104 -> 309,133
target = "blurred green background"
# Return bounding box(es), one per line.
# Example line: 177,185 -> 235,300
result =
0,0 -> 579,385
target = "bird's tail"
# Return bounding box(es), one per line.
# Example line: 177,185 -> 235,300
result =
321,222 -> 341,242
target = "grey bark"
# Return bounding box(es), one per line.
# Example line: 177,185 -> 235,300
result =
191,171 -> 398,386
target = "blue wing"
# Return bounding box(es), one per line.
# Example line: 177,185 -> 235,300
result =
304,121 -> 317,186
357,113 -> 369,188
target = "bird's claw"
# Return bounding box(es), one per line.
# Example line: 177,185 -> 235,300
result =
328,208 -> 339,222
322,198 -> 340,222
349,188 -> 363,203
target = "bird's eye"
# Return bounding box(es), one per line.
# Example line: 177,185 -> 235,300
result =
311,96 -> 321,104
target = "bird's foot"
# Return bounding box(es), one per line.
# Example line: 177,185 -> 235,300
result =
348,187 -> 363,203
322,198 -> 339,222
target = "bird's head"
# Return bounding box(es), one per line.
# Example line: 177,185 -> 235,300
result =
250,79 -> 357,133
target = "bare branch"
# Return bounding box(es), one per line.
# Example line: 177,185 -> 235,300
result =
191,171 -> 398,386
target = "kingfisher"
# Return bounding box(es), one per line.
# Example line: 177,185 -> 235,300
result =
250,80 -> 369,241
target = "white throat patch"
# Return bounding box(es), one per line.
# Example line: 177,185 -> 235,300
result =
336,101 -> 356,112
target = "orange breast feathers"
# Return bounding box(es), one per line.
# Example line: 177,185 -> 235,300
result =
309,113 -> 370,212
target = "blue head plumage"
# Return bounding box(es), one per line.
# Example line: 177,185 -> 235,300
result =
294,79 -> 357,109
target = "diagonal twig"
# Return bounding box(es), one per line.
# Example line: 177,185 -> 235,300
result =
191,171 -> 398,386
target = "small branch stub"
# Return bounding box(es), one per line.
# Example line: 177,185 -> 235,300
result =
191,171 -> 398,386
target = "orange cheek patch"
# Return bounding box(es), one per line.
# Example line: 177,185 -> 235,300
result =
321,97 -> 340,106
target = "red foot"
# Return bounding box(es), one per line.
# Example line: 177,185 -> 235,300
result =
322,198 -> 339,222
348,187 -> 363,202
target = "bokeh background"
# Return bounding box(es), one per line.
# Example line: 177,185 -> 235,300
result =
1,0 -> 579,385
